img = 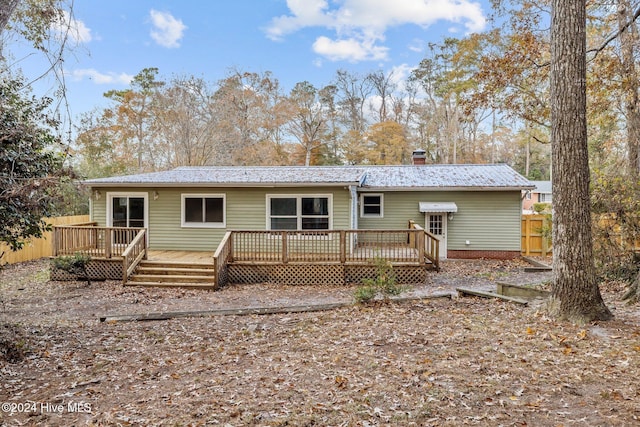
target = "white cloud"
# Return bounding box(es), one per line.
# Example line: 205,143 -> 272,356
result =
52,11 -> 92,44
313,36 -> 388,62
389,64 -> 415,86
408,38 -> 425,53
266,0 -> 485,62
149,10 -> 187,48
69,69 -> 133,85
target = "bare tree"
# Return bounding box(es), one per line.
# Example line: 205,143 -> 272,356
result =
333,69 -> 372,133
286,81 -> 328,166
367,69 -> 397,123
616,0 -> 640,175
152,75 -> 216,167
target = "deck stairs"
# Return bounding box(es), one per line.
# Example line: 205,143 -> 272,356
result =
126,260 -> 216,290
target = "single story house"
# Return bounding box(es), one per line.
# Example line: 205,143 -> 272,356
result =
84,156 -> 534,260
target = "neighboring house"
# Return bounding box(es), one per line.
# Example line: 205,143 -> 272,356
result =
522,180 -> 552,213
84,154 -> 534,260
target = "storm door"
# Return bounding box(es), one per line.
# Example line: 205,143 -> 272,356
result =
426,213 -> 447,259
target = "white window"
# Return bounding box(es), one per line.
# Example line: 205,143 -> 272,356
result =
267,195 -> 331,230
181,194 -> 225,228
360,194 -> 383,218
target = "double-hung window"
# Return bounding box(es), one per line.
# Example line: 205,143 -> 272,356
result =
268,195 -> 331,230
360,194 -> 383,218
181,194 -> 225,228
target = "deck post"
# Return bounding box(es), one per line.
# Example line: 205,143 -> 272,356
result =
282,231 -> 288,263
417,230 -> 425,263
105,229 -> 112,258
340,230 -> 346,264
142,228 -> 149,259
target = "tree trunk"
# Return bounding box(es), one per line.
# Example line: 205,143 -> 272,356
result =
550,0 -> 612,322
617,0 -> 640,175
0,0 -> 20,33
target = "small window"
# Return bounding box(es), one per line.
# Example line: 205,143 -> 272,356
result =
429,214 -> 443,235
182,194 -> 225,228
360,194 -> 383,218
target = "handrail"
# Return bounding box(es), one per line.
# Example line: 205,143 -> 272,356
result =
121,229 -> 147,284
408,221 -> 440,270
213,231 -> 233,289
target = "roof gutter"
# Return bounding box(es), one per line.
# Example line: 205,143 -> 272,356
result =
85,181 -> 363,188
358,186 -> 536,192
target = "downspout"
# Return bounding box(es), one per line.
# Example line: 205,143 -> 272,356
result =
349,185 -> 358,230
349,185 -> 358,253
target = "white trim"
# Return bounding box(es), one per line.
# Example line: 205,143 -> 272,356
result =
266,194 -> 333,230
425,212 -> 448,259
106,192 -> 149,228
181,193 -> 226,228
360,193 -> 384,218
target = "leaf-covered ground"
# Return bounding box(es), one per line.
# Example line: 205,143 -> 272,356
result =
1,258 -> 639,426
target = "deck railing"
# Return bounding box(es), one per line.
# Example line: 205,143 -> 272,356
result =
408,221 -> 440,269
229,228 -> 439,267
213,231 -> 233,288
122,229 -> 148,284
52,225 -> 145,258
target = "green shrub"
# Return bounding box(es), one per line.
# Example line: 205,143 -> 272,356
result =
533,202 -> 551,214
354,257 -> 406,304
51,253 -> 91,286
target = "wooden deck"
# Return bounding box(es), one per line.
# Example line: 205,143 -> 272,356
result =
52,224 -> 440,288
147,250 -> 213,264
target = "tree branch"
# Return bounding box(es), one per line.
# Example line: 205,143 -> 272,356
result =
589,5 -> 640,59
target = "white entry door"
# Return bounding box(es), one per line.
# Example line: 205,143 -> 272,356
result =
426,213 -> 447,259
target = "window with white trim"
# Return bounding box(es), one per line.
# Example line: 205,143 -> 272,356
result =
360,194 -> 383,218
181,194 -> 225,228
268,195 -> 331,230
539,193 -> 552,203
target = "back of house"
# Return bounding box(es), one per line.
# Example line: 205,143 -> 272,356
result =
84,156 -> 533,260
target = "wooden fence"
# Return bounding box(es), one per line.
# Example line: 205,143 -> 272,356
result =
0,215 -> 91,265
521,214 -> 552,256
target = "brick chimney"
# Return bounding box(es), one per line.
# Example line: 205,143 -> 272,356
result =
412,149 -> 426,165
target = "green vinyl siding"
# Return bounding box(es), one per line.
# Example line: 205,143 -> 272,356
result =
89,186 -> 351,251
89,186 -> 521,251
358,191 -> 522,251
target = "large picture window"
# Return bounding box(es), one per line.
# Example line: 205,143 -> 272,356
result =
181,194 -> 225,228
268,195 -> 331,230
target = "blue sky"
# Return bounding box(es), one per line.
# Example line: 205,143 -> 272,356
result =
12,0 -> 490,120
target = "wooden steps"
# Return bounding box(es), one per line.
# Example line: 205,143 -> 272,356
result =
126,260 -> 216,290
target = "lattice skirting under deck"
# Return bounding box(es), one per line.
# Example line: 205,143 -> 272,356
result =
226,263 -> 429,286
49,259 -> 123,281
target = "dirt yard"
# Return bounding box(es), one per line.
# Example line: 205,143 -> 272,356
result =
1,258 -> 639,426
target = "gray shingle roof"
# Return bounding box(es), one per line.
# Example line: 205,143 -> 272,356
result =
85,164 -> 534,190
360,164 -> 534,190
85,166 -> 368,186
530,180 -> 552,193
